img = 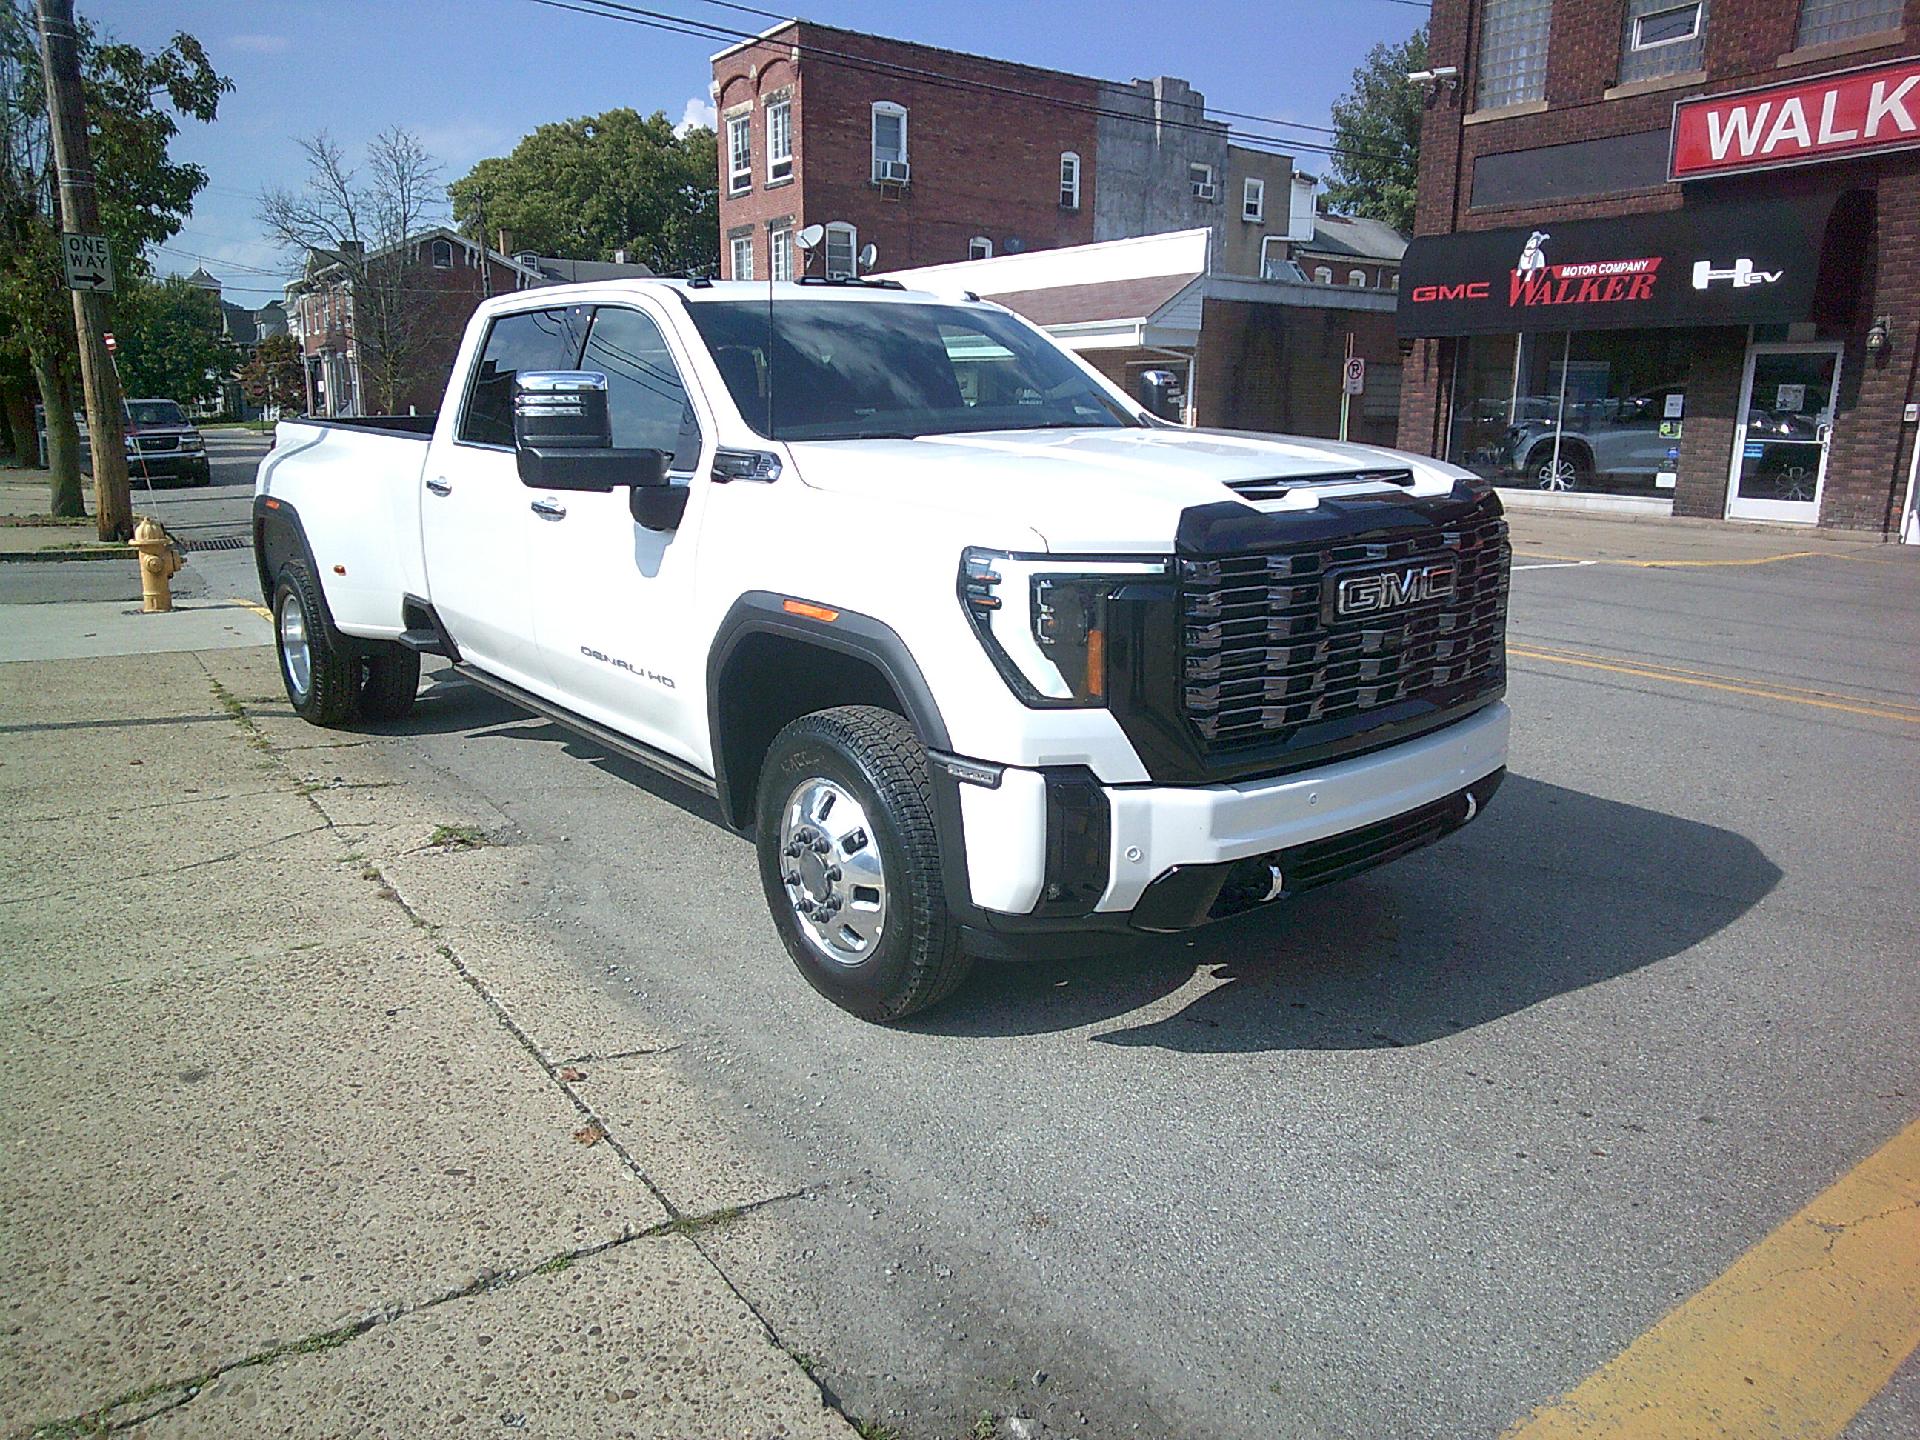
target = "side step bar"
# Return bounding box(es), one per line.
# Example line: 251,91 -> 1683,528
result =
451,663 -> 720,799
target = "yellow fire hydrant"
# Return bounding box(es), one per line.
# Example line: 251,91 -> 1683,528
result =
129,516 -> 183,613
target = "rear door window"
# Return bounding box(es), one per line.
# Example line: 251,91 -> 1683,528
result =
582,306 -> 703,472
458,307 -> 590,447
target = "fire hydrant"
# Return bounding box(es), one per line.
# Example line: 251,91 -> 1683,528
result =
129,516 -> 183,613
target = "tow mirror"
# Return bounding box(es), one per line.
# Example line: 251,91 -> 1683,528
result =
513,371 -> 668,495
1137,369 -> 1183,423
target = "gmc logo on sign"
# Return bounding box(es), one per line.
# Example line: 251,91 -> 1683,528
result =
1409,281 -> 1491,303
1334,562 -> 1457,619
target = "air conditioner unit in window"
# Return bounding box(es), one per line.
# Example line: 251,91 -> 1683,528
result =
1193,182 -> 1216,202
874,159 -> 911,184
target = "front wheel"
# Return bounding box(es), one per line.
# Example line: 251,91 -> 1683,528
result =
754,706 -> 971,1021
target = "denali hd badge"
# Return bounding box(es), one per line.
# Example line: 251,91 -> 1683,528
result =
1332,561 -> 1457,619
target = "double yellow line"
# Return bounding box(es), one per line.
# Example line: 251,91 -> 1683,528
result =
1508,641 -> 1920,725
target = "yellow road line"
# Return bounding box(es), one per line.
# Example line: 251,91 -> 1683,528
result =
1508,646 -> 1920,724
1505,1117 -> 1920,1440
1514,549 -> 1826,569
226,596 -> 272,621
1513,642 -> 1920,718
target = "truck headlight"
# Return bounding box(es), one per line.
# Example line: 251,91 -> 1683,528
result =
960,548 -> 1167,707
179,435 -> 204,451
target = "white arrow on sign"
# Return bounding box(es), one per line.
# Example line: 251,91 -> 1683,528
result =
62,233 -> 115,293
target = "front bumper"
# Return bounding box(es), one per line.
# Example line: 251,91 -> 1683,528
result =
938,702 -> 1509,952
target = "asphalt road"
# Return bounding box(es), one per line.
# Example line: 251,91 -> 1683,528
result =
245,517 -> 1912,1439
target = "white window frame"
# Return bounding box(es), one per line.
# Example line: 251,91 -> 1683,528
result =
1629,2 -> 1702,50
871,101 -> 908,183
726,113 -> 751,194
1189,163 -> 1215,201
1260,235 -> 1288,279
1314,265 -> 1334,285
1059,151 -> 1081,210
769,225 -> 792,282
824,221 -> 857,280
1347,269 -> 1368,287
765,97 -> 792,183
730,234 -> 753,281
429,238 -> 453,269
1242,177 -> 1265,222
968,236 -> 993,261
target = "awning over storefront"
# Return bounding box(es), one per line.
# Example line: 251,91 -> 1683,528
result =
1398,194 -> 1852,337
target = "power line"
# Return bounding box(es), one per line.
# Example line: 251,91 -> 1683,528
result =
524,0 -> 1407,167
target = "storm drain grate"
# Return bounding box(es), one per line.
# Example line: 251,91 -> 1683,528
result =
179,535 -> 251,553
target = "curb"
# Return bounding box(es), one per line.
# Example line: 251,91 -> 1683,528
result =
0,545 -> 130,564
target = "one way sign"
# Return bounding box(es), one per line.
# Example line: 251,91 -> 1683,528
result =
62,233 -> 114,293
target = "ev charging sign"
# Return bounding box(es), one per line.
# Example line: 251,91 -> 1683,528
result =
1692,258 -> 1783,290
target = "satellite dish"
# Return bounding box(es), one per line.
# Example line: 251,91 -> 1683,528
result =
794,224 -> 825,251
857,242 -> 878,272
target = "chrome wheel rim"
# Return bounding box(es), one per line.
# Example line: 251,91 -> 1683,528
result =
278,590 -> 313,700
1536,457 -> 1579,492
778,778 -> 887,967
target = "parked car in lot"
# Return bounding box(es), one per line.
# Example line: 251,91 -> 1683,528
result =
255,278 -> 1511,1020
79,399 -> 212,485
1505,384 -> 1686,491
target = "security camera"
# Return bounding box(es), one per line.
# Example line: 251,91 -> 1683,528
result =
1406,69 -> 1435,84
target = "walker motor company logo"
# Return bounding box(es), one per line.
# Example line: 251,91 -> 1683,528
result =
1504,231 -> 1663,310
1671,57 -> 1920,179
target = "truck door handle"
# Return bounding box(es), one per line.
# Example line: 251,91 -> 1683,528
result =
530,497 -> 567,520
425,477 -> 452,496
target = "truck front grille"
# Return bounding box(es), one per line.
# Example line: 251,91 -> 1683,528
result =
1177,512 -> 1509,751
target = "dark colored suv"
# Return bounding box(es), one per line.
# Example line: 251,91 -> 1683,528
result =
80,399 -> 212,485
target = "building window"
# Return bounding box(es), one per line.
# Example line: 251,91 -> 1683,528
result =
1059,151 -> 1081,209
969,236 -> 993,261
1477,0 -> 1553,110
1313,265 -> 1333,284
429,238 -> 453,269
1189,163 -> 1215,201
766,98 -> 792,183
1347,269 -> 1368,287
1620,1 -> 1706,83
872,102 -> 908,183
1242,177 -> 1265,222
770,224 -> 792,282
1796,0 -> 1901,47
825,222 -> 857,279
730,234 -> 753,281
727,113 -> 751,194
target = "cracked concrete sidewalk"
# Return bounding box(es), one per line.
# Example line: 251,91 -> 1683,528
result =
0,646 -> 856,1439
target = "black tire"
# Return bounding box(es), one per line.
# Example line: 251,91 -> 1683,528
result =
754,706 -> 971,1022
1526,442 -> 1592,492
358,644 -> 421,722
272,563 -> 359,727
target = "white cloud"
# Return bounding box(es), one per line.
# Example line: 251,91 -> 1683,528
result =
227,34 -> 290,54
675,96 -> 717,136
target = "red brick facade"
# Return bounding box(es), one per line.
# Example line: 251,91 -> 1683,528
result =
1398,0 -> 1920,533
712,23 -> 1097,280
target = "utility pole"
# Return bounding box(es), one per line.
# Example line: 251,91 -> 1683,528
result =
34,0 -> 132,541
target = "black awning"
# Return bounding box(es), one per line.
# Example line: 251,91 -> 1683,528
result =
1397,194 -> 1847,337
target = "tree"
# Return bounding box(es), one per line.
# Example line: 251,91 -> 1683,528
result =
240,331 -> 303,414
1324,27 -> 1427,234
113,275 -> 236,407
0,2 -> 227,516
449,109 -> 718,274
259,129 -> 448,415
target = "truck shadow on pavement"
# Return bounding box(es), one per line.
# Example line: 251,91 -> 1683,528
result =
919,775 -> 1782,1051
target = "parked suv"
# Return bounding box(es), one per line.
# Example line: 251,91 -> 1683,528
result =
80,399 -> 212,485
256,279 -> 1511,1020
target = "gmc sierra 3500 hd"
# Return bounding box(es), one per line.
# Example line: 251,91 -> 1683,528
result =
255,277 -> 1511,1021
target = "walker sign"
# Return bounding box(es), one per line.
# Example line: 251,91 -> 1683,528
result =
1671,57 -> 1920,180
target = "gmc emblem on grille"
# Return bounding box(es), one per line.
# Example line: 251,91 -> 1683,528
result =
1333,561 -> 1457,619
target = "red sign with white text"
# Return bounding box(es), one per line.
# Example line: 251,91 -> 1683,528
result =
1671,56 -> 1920,180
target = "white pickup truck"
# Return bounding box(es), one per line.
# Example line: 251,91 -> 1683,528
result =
255,278 -> 1510,1020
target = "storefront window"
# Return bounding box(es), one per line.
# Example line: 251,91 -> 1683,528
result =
1446,330 -> 1694,498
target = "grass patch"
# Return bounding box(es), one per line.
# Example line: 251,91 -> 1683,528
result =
852,1422 -> 903,1440
665,1205 -> 744,1237
426,823 -> 489,851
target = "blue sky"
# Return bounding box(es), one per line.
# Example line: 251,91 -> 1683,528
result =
89,0 -> 1428,306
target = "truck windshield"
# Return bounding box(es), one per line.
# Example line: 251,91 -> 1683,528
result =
683,299 -> 1139,441
128,401 -> 188,427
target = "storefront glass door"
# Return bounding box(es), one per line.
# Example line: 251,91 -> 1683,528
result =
1727,344 -> 1841,523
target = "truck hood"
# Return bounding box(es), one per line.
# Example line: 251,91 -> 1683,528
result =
783,426 -> 1470,553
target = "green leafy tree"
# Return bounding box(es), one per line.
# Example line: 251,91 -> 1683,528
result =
240,330 -> 304,414
1324,27 -> 1427,234
449,109 -> 718,274
0,2 -> 227,513
113,275 -> 236,406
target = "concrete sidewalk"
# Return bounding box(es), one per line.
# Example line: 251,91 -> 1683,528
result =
0,645 -> 856,1439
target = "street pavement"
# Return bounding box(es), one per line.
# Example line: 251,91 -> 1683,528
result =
2,493 -> 1916,1438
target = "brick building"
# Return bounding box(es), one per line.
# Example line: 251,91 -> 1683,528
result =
1396,0 -> 1920,538
709,21 -> 1319,284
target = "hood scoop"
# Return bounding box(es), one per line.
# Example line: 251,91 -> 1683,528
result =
1225,467 -> 1416,502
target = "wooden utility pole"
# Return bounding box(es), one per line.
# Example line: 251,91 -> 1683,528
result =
34,0 -> 132,541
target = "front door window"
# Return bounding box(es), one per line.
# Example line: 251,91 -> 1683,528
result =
1728,346 -> 1839,522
